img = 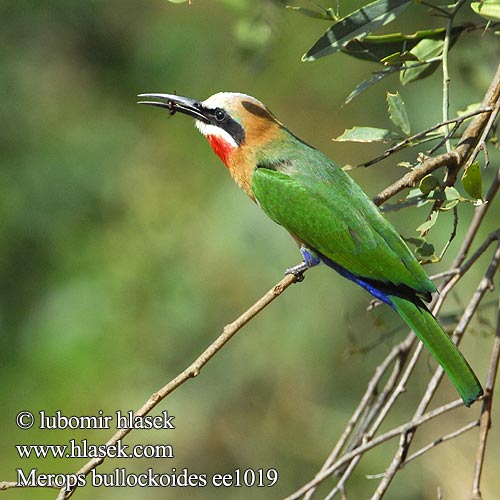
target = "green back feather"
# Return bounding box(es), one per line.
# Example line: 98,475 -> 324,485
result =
252,138 -> 435,298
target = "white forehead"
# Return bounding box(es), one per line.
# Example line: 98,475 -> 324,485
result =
201,92 -> 264,110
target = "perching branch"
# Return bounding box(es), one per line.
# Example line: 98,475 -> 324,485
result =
49,272 -> 302,498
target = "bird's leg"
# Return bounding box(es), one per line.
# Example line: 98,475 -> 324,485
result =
285,247 -> 321,282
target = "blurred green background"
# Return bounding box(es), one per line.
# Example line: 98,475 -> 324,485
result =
1,1 -> 499,499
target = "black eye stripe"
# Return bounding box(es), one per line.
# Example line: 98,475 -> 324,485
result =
205,107 -> 245,146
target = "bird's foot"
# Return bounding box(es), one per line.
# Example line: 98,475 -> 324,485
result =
285,248 -> 321,282
285,262 -> 310,282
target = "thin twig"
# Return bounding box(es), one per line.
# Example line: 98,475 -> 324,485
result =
471,291 -> 500,499
360,107 -> 491,168
398,419 -> 479,466
442,0 -> 468,152
294,222 -> 499,499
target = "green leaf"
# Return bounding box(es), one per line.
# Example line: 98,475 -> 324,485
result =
440,187 -> 465,210
471,1 -> 500,21
407,188 -> 424,199
405,236 -> 437,260
461,161 -> 483,200
286,5 -> 337,20
441,199 -> 460,210
345,25 -> 469,103
334,126 -> 401,143
410,38 -> 445,63
381,52 -> 418,65
400,38 -> 443,85
399,25 -> 467,85
444,186 -> 462,201
341,26 -> 468,63
457,102 -> 482,117
419,174 -> 440,195
416,211 -> 439,233
387,92 -> 411,135
302,0 -> 412,61
417,240 -> 436,258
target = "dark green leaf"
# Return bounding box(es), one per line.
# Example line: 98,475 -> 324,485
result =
387,92 -> 410,135
345,65 -> 401,104
302,0 -> 411,61
334,126 -> 401,143
342,26 -> 468,63
405,237 -> 437,261
417,240 -> 436,258
461,161 -> 483,200
419,174 -> 440,195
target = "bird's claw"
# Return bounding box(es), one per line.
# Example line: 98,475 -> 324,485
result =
285,262 -> 309,282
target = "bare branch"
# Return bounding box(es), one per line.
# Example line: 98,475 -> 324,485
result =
472,292 -> 500,499
397,419 -> 479,466
283,400 -> 464,500
441,0 -> 469,152
371,241 -> 500,499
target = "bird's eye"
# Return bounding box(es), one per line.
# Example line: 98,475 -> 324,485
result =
214,109 -> 226,122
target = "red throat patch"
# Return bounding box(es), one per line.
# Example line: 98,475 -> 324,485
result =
206,135 -> 234,167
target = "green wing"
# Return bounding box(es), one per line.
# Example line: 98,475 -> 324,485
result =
251,153 -> 435,297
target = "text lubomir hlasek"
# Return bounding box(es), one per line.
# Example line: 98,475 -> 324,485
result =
37,410 -> 175,430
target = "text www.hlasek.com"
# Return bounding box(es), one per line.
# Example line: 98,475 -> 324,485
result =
16,439 -> 172,460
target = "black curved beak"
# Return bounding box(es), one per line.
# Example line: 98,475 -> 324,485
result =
137,93 -> 210,123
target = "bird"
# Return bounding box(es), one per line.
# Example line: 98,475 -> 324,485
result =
138,91 -> 483,406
